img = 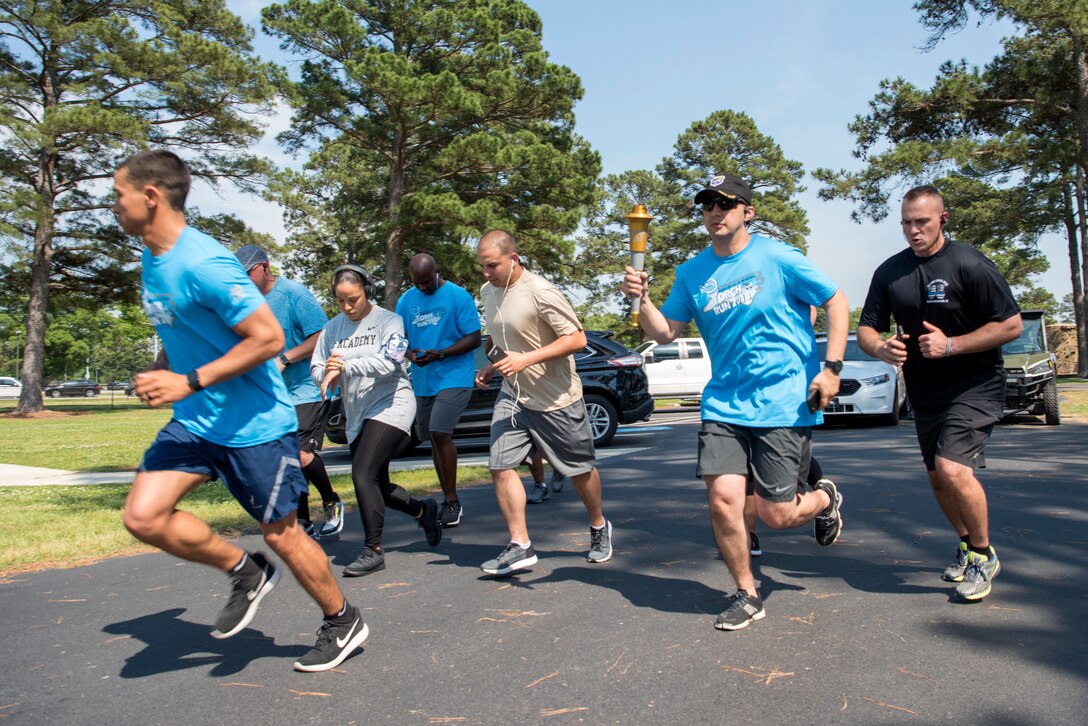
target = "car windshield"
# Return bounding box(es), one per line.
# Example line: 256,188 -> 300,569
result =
1001,316 -> 1045,355
816,339 -> 878,362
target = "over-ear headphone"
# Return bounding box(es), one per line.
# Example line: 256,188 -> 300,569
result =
333,264 -> 374,298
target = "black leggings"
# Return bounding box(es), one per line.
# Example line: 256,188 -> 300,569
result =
348,419 -> 422,549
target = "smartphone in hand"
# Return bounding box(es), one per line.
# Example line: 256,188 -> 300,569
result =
486,344 -> 508,364
807,387 -> 822,414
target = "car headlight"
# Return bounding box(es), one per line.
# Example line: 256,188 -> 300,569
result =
1025,359 -> 1053,375
860,373 -> 890,386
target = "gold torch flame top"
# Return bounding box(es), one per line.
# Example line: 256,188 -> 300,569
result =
624,204 -> 654,227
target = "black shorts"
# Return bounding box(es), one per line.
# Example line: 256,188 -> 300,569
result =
296,400 -> 330,452
914,399 -> 1001,471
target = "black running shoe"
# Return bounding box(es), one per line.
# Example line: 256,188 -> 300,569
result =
813,478 -> 843,546
714,590 -> 766,631
418,498 -> 443,547
293,609 -> 370,673
480,542 -> 538,576
343,546 -> 386,577
749,532 -> 762,557
439,500 -> 463,528
211,552 -> 280,639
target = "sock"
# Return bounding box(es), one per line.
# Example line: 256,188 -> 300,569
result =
229,553 -> 249,574
303,455 -> 339,504
297,491 -> 311,522
410,499 -> 425,518
590,522 -> 606,531
325,599 -> 352,622
230,552 -> 259,578
969,544 -> 990,557
959,534 -> 971,545
512,540 -> 531,549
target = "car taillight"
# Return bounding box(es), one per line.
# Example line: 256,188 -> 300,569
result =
607,354 -> 643,368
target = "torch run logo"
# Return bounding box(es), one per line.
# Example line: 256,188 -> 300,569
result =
700,274 -> 762,315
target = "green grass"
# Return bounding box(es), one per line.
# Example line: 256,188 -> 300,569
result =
0,467 -> 500,575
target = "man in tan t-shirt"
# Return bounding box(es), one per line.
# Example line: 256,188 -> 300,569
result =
474,230 -> 613,576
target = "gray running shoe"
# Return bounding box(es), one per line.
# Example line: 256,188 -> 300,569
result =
954,548 -> 1000,602
317,500 -> 344,539
942,541 -> 970,582
813,478 -> 843,546
343,546 -> 385,577
212,552 -> 280,639
439,500 -> 463,528
749,532 -> 762,557
550,469 -> 566,492
480,542 -> 538,575
714,590 -> 766,631
587,521 -> 613,563
293,608 -> 369,673
526,480 -> 549,503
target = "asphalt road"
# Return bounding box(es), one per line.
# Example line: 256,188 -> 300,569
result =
2,412 -> 1086,724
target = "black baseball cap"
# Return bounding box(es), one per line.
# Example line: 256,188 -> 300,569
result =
693,173 -> 752,206
234,244 -> 269,271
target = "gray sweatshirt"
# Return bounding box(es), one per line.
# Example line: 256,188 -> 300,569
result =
311,306 -> 416,443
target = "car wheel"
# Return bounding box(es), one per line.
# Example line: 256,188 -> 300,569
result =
49,390 -> 61,398
126,388 -> 137,397
1043,379 -> 1061,425
880,384 -> 901,425
584,394 -> 619,448
84,389 -> 97,398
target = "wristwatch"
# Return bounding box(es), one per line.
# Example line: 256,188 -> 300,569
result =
437,351 -> 446,361
187,370 -> 204,392
278,353 -> 291,367
824,359 -> 843,375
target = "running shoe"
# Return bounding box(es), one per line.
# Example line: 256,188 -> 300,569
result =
293,608 -> 370,673
587,521 -> 613,563
212,552 -> 280,639
317,500 -> 345,539
714,590 -> 766,631
299,518 -> 317,538
550,469 -> 566,492
343,546 -> 385,577
526,480 -> 549,503
749,532 -> 762,557
480,542 -> 538,576
942,541 -> 970,582
813,478 -> 843,546
954,548 -> 1000,602
417,498 -> 443,547
439,500 -> 463,528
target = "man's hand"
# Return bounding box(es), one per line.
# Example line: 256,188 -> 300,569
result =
621,265 -> 649,299
918,321 -> 951,359
413,349 -> 441,366
134,370 -> 191,408
875,334 -> 909,365
475,363 -> 496,389
807,369 -> 841,412
492,350 -> 532,376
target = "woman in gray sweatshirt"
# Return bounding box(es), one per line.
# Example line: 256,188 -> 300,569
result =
312,265 -> 443,576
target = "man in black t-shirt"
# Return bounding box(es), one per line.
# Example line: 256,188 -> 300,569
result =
858,185 -> 1021,603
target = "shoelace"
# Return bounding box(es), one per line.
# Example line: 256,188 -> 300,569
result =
590,527 -> 606,550
500,542 -> 523,560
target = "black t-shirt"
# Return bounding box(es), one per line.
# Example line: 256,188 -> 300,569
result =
858,239 -> 1020,413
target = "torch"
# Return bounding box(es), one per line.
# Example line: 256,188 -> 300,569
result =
624,203 -> 654,327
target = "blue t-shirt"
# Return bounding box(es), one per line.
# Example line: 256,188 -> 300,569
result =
266,277 -> 328,405
140,226 -> 297,446
395,281 -> 481,396
659,235 -> 838,427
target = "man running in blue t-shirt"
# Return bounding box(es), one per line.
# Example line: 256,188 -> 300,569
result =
116,149 -> 366,672
621,173 -> 849,632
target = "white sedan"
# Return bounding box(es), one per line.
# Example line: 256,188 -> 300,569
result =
817,334 -> 907,425
0,376 -> 21,399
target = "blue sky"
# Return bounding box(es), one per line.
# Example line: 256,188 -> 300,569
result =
209,0 -> 1069,308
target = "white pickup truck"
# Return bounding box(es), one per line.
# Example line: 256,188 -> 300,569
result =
634,338 -> 712,399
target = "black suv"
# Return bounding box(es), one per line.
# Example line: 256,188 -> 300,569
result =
44,379 -> 102,398
325,331 -> 654,449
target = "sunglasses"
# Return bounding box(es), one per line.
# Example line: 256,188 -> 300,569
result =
701,197 -> 744,213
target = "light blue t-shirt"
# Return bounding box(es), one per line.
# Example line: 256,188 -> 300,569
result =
266,277 -> 328,405
659,235 -> 838,427
140,226 -> 297,446
395,281 -> 481,396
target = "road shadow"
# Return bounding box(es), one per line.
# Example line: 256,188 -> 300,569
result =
102,608 -> 307,678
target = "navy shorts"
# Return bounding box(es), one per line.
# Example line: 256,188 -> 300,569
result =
139,419 -> 306,524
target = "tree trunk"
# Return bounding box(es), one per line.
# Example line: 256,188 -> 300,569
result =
15,217 -> 53,414
1077,167 -> 1088,378
383,133 -> 407,310
1061,178 -> 1087,377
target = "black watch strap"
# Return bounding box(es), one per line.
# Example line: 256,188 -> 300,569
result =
187,370 -> 204,392
278,353 -> 291,367
824,359 -> 843,375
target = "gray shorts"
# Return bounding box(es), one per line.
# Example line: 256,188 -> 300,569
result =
489,391 -> 596,478
697,421 -> 811,503
416,387 -> 473,439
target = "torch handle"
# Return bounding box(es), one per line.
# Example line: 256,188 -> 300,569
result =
630,250 -> 645,325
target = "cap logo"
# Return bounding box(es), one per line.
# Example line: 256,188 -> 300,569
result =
709,175 -> 725,187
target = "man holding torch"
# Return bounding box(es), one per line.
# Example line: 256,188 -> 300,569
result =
621,173 -> 849,631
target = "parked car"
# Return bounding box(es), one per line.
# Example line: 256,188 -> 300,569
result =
816,334 -> 907,425
1002,310 -> 1060,425
325,330 -> 654,449
43,379 -> 102,398
634,337 -> 711,399
105,381 -> 131,391
0,376 -> 22,399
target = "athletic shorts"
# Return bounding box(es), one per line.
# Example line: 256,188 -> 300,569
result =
296,400 -> 330,452
698,421 -> 811,503
139,419 -> 306,524
489,391 -> 596,478
416,387 -> 472,439
914,399 -> 1001,471
744,455 -> 822,496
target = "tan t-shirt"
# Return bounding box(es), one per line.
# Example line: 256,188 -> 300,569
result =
480,269 -> 583,411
